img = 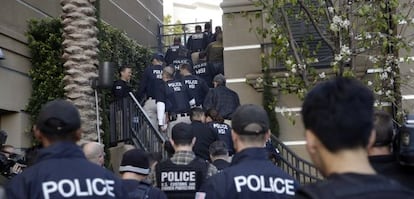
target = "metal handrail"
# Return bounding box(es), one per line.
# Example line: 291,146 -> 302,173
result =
270,135 -> 323,184
109,93 -> 166,156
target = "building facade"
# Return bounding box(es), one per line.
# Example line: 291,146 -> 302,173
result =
0,0 -> 162,148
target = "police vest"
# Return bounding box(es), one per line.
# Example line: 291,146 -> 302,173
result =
189,33 -> 205,52
156,158 -> 208,199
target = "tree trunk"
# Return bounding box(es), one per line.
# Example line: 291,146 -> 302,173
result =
61,0 -> 99,141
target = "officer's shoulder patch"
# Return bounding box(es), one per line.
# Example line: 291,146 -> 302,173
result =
195,192 -> 206,199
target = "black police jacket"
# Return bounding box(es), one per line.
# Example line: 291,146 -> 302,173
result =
137,64 -> 164,101
158,79 -> 193,114
198,147 -> 299,199
191,121 -> 219,161
295,173 -> 414,199
207,122 -> 234,156
6,142 -> 126,199
112,79 -> 132,101
181,75 -> 209,106
156,158 -> 209,199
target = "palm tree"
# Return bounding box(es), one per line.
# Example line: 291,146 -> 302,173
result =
61,0 -> 99,141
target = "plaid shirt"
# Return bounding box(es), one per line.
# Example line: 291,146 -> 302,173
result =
203,85 -> 240,119
171,151 -> 218,178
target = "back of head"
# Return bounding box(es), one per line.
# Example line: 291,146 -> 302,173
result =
173,36 -> 181,45
301,77 -> 374,152
180,63 -> 192,73
216,32 -> 223,42
195,25 -> 202,32
373,111 -> 394,147
35,99 -> 81,142
231,104 -> 270,144
209,140 -> 228,157
213,74 -> 226,86
206,108 -> 224,123
204,22 -> 211,31
163,66 -> 175,79
171,123 -> 194,146
190,107 -> 205,121
119,149 -> 150,176
83,142 -> 105,166
152,53 -> 164,64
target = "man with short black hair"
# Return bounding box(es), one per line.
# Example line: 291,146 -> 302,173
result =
203,74 -> 240,121
368,111 -> 414,189
197,104 -> 298,199
187,25 -> 208,64
6,99 -> 125,198
190,108 -> 218,161
209,140 -> 230,171
155,123 -> 217,199
295,77 -> 414,198
120,149 -> 167,199
180,64 -> 209,107
112,66 -> 132,100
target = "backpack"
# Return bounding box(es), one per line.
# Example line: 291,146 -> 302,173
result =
128,181 -> 151,199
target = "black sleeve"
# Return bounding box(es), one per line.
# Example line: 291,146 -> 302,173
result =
203,89 -> 214,110
187,37 -> 192,51
165,48 -> 173,65
156,82 -> 166,103
137,67 -> 149,101
112,81 -> 124,100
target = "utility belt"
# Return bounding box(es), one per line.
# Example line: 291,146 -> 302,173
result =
169,112 -> 190,121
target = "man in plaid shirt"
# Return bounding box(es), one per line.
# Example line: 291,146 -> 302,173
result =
155,123 -> 217,199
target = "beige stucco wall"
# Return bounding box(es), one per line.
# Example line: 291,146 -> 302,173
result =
0,0 -> 162,148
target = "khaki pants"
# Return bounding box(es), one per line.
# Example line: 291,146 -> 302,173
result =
191,52 -> 200,65
143,98 -> 157,127
167,115 -> 191,138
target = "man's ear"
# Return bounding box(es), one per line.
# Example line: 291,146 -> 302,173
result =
191,137 -> 197,146
33,125 -> 43,142
305,130 -> 318,154
367,130 -> 376,150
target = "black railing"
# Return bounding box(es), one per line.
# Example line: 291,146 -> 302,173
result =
158,20 -> 212,52
271,135 -> 323,184
109,93 -> 166,156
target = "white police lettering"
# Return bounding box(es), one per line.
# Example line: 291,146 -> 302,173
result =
234,175 -> 295,195
173,59 -> 189,64
195,68 -> 206,74
115,86 -> 122,90
192,33 -> 204,39
42,178 -> 116,199
168,82 -> 182,92
160,171 -> 197,191
153,70 -> 162,79
194,63 -> 207,69
185,80 -> 198,89
213,123 -> 228,134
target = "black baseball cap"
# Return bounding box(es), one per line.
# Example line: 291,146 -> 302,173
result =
152,53 -> 164,62
119,149 -> 150,175
231,104 -> 269,135
172,123 -> 194,142
36,99 -> 81,135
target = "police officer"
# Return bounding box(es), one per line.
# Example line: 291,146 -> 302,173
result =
137,53 -> 165,127
6,99 -> 125,198
155,123 -> 217,199
165,37 -> 187,66
187,25 -> 208,64
180,63 -> 209,107
156,66 -> 195,137
120,149 -> 167,199
196,104 -> 299,199
192,52 -> 216,88
112,66 -> 132,101
171,47 -> 192,80
205,108 -> 234,156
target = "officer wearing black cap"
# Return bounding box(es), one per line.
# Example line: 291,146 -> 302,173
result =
180,63 -> 209,107
137,53 -> 165,127
156,66 -> 195,137
197,104 -> 299,199
120,149 -> 167,199
155,123 -> 217,199
6,99 -> 125,198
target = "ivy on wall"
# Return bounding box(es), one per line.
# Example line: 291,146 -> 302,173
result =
26,18 -> 152,138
